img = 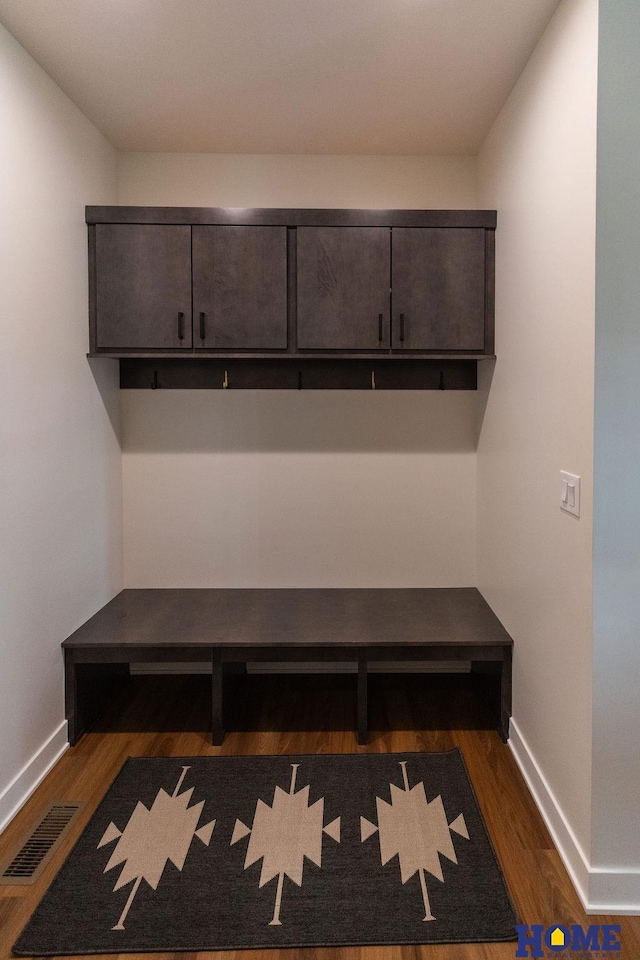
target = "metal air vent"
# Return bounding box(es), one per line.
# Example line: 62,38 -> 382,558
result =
0,803 -> 83,885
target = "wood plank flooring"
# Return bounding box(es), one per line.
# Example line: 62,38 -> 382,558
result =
1,672 -> 639,959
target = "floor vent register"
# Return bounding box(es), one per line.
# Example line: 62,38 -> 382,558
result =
0,803 -> 83,885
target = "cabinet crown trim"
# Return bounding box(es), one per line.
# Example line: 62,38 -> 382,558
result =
86,206 -> 497,229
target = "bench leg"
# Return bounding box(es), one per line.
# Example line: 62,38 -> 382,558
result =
499,647 -> 512,743
212,648 -> 225,746
357,652 -> 368,745
64,649 -> 82,746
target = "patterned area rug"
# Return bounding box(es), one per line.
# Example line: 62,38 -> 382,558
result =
14,751 -> 517,954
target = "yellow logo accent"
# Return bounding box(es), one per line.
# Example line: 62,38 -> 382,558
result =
550,927 -> 566,947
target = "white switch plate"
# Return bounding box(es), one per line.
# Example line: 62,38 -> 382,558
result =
560,471 -> 581,517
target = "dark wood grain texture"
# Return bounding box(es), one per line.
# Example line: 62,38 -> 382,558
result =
88,207 -> 496,375
112,353 -> 490,361
212,648 -> 224,746
392,228 -> 486,351
119,358 -> 478,389
358,651 -> 368,745
62,589 -> 513,650
296,227 -> 390,350
61,589 -> 513,747
63,648 -> 80,747
287,226 -> 297,353
87,224 -> 97,354
95,224 -> 192,349
485,227 -> 496,355
500,645 -> 513,742
192,225 -> 287,350
87,206 -> 497,228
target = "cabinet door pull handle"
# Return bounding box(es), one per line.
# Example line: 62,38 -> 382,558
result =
378,314 -> 383,342
399,313 -> 405,342
199,311 -> 206,341
178,311 -> 185,340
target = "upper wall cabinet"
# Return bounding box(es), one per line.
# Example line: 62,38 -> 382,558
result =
95,224 -> 192,350
391,228 -> 486,351
297,227 -> 390,350
296,226 -> 488,352
192,226 -> 287,350
86,208 -> 496,389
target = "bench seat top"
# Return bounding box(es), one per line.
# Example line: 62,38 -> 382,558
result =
62,588 -> 513,649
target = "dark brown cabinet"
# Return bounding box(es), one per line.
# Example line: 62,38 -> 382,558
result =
94,224 -> 192,350
296,226 -> 487,353
87,207 -> 496,389
391,228 -> 486,351
192,226 -> 287,350
296,227 -> 390,350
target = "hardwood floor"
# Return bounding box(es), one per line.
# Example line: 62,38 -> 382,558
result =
1,672 -> 639,959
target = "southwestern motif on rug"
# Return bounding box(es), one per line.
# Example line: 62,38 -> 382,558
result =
13,751 -> 517,954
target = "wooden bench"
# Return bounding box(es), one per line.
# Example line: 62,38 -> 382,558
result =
63,588 -> 513,746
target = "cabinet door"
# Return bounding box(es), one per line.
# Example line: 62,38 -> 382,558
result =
95,224 -> 192,349
297,227 -> 390,350
391,228 -> 486,351
192,226 -> 287,350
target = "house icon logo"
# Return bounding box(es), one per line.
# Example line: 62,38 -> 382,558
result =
515,923 -> 621,957
549,927 -> 566,948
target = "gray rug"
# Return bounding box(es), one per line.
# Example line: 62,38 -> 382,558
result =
14,750 -> 517,954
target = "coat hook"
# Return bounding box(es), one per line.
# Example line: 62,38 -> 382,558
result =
151,370 -> 158,390
298,370 -> 303,390
222,369 -> 229,389
439,370 -> 445,391
371,370 -> 376,390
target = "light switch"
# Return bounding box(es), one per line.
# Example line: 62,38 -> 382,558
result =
560,471 -> 581,517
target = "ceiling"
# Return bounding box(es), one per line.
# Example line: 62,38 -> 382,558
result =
0,0 -> 561,155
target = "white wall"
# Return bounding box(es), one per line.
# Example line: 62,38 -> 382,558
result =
0,24 -> 122,825
590,0 -> 640,907
476,0 -> 597,884
123,391 -> 478,588
117,153 -> 477,209
118,154 -> 480,589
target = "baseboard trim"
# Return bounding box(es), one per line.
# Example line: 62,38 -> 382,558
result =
0,721 -> 69,834
509,718 -> 640,915
509,718 -> 591,909
587,869 -> 640,915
